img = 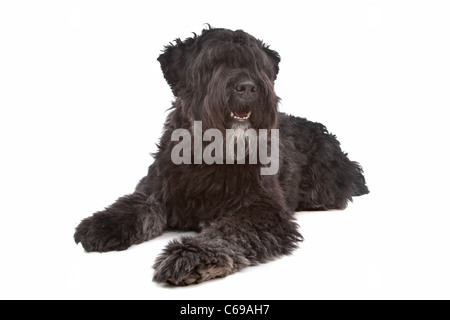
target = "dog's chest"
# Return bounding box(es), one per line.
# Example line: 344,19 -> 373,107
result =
162,164 -> 261,229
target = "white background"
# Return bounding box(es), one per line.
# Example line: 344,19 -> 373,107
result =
1,0 -> 449,300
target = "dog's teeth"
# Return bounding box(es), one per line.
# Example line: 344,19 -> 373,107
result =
231,111 -> 251,120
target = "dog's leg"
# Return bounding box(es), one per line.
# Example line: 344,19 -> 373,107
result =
74,193 -> 166,252
152,207 -> 301,285
296,128 -> 369,211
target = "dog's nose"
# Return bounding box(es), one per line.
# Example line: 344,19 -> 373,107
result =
235,80 -> 257,100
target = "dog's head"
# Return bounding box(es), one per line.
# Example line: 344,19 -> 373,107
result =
158,27 -> 280,131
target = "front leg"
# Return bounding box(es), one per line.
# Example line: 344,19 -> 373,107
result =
74,193 -> 166,252
153,207 -> 301,285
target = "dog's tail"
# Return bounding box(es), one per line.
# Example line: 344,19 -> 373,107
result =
351,161 -> 369,197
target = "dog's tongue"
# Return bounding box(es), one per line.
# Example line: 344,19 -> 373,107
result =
234,111 -> 249,118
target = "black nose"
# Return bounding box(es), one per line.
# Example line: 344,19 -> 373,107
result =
235,80 -> 257,100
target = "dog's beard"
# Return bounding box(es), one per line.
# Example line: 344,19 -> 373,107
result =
230,119 -> 251,131
226,121 -> 252,162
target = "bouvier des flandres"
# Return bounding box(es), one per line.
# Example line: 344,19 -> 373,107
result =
74,27 -> 369,285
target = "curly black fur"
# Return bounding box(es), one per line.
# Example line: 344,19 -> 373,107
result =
74,27 -> 369,285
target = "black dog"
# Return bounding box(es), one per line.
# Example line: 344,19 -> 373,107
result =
74,27 -> 369,285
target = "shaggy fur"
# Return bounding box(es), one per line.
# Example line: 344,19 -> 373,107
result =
74,27 -> 369,285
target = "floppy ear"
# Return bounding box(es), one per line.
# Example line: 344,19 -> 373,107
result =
158,35 -> 198,96
158,39 -> 188,96
259,42 -> 281,80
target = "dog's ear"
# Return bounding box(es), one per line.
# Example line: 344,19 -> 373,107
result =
158,37 -> 195,96
259,42 -> 281,80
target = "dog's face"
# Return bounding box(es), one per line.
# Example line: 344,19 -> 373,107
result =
158,27 -> 280,131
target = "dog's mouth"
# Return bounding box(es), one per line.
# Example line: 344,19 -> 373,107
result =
230,111 -> 251,121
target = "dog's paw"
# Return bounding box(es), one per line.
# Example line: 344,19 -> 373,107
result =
152,238 -> 234,285
74,212 -> 133,253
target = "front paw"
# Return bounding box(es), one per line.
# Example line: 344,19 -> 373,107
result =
152,238 -> 234,286
74,211 -> 133,252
